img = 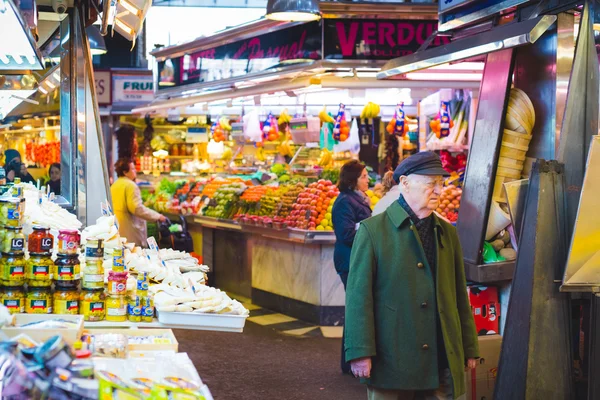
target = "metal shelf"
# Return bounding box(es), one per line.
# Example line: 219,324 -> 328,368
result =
465,260 -> 515,283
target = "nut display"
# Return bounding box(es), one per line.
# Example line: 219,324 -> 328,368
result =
0,253 -> 26,286
0,286 -> 24,314
54,289 -> 80,315
80,288 -> 105,321
26,254 -> 53,287
26,287 -> 52,314
0,198 -> 25,227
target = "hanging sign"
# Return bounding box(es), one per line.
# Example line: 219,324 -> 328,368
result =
323,19 -> 448,60
112,73 -> 154,104
157,22 -> 322,89
438,0 -> 531,32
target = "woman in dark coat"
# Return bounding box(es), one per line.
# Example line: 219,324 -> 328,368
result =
332,160 -> 372,374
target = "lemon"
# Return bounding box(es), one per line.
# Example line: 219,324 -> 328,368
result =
316,225 -> 325,231
325,212 -> 332,220
320,219 -> 329,227
325,226 -> 333,231
327,206 -> 333,213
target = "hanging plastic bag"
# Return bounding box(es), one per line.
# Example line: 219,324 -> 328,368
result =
243,110 -> 263,143
207,139 -> 224,158
333,116 -> 360,154
320,122 -> 335,151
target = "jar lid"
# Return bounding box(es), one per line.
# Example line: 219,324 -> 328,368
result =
58,229 -> 79,235
29,252 -> 52,257
2,226 -> 23,231
0,197 -> 24,204
108,271 -> 128,278
1,251 -> 24,257
55,254 -> 81,260
28,287 -> 51,292
82,287 -> 105,292
32,225 -> 50,231
54,280 -> 80,289
2,285 -> 24,290
107,294 -> 126,299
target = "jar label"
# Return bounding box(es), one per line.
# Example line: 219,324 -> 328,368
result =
30,299 -> 47,311
9,266 -> 24,278
32,265 -> 49,278
85,274 -> 104,282
128,303 -> 141,316
137,281 -> 149,291
59,239 -> 78,253
113,255 -> 124,267
85,247 -> 104,258
7,207 -> 20,220
107,307 -> 126,316
109,281 -> 126,294
10,238 -> 24,252
58,266 -> 75,279
90,302 -> 104,312
56,300 -> 79,314
3,299 -> 21,311
41,238 -> 53,251
141,306 -> 154,317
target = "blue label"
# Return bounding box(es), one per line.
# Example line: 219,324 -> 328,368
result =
7,208 -> 20,220
128,304 -> 141,316
141,306 -> 154,317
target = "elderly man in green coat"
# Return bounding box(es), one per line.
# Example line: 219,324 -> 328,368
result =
344,151 -> 479,400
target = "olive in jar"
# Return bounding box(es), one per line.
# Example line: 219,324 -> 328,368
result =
54,289 -> 79,315
26,287 -> 52,314
0,227 -> 25,254
0,198 -> 24,227
80,288 -> 105,321
0,253 -> 26,286
0,286 -> 24,314
26,254 -> 53,287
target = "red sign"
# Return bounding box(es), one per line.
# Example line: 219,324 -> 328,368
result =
324,19 -> 449,59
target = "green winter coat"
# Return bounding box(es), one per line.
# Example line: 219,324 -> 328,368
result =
344,201 -> 479,398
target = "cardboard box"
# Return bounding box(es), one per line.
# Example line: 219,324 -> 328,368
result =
468,285 -> 500,335
2,314 -> 84,347
465,335 -> 502,400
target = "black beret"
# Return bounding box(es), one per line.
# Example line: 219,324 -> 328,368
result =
393,151 -> 450,183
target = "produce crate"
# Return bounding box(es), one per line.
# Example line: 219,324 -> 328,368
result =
86,328 -> 179,352
157,311 -> 247,333
2,314 -> 84,346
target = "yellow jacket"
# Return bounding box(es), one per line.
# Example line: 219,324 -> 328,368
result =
110,177 -> 162,247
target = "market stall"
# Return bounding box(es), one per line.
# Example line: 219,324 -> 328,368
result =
130,4 -> 481,325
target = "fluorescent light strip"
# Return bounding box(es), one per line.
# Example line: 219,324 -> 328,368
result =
119,0 -> 141,16
405,72 -> 483,81
429,62 -> 485,71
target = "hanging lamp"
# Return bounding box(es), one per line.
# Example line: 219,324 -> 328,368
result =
265,0 -> 321,22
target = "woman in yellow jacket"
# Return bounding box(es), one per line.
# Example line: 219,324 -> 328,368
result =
111,158 -> 166,247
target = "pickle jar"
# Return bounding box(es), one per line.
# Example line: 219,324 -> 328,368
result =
1,227 -> 26,254
0,198 -> 25,227
53,255 -> 81,282
54,288 -> 80,315
28,226 -> 53,254
0,286 -> 25,314
82,258 -> 104,289
80,288 -> 105,321
1,252 -> 26,286
26,254 -> 53,288
54,279 -> 80,290
106,295 -> 127,322
26,287 -> 52,314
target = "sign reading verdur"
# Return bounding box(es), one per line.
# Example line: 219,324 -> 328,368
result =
323,19 -> 448,60
112,73 -> 154,104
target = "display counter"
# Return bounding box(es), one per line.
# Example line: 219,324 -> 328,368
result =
167,213 -> 344,326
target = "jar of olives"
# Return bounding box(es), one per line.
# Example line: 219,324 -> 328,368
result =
26,287 -> 52,314
54,289 -> 80,315
0,198 -> 24,227
80,288 -> 105,321
0,253 -> 25,286
0,226 -> 25,254
0,286 -> 24,314
52,255 -> 81,282
26,254 -> 53,287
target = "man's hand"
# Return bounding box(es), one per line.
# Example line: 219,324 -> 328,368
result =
350,357 -> 372,378
158,215 -> 168,223
466,358 -> 478,370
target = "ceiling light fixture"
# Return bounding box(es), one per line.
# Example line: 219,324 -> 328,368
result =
404,72 -> 483,81
112,0 -> 152,42
266,0 -> 321,22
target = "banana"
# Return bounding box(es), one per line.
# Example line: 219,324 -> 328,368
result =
319,106 -> 335,124
219,117 -> 232,131
278,109 -> 292,125
318,149 -> 333,166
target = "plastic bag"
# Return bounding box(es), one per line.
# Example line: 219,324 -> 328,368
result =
482,241 -> 506,264
243,110 -> 263,142
333,117 -> 360,154
320,122 -> 335,151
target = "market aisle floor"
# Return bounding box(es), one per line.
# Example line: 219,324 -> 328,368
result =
174,323 -> 365,400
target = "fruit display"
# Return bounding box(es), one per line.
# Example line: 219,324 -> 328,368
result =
276,183 -> 305,218
262,113 -> 279,142
255,186 -> 288,217
238,185 -> 270,215
202,182 -> 246,219
435,184 -> 462,223
201,178 -> 242,198
285,180 -> 339,230
212,117 -> 232,143
360,102 -> 381,119
25,141 -> 60,167
318,149 -> 333,167
429,102 -> 455,139
332,107 -> 350,142
365,188 -> 382,210
439,150 -> 467,174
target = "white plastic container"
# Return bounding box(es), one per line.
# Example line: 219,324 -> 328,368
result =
157,311 -> 247,333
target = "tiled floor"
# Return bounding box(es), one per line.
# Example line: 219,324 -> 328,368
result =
232,295 -> 343,338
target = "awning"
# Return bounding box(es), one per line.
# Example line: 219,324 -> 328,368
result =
377,15 -> 557,79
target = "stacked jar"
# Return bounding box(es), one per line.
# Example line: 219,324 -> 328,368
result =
106,245 -> 127,322
0,198 -> 26,314
82,238 -> 106,321
25,226 -> 54,314
53,229 -> 81,315
132,272 -> 154,322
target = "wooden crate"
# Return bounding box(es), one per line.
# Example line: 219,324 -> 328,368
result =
2,314 -> 84,346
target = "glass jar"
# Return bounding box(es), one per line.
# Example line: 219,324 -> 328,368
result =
52,255 -> 81,282
28,226 -> 53,254
0,286 -> 24,314
80,288 -> 105,321
26,287 -> 52,314
106,295 -> 127,322
57,229 -> 80,255
0,226 -> 25,254
0,198 -> 24,227
82,258 -> 104,289
54,289 -> 79,315
127,295 -> 141,322
55,279 -> 80,290
0,253 -> 25,286
85,237 -> 104,259
107,271 -> 128,295
26,254 -> 53,287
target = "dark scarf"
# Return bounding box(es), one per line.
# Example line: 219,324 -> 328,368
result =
398,195 -> 436,276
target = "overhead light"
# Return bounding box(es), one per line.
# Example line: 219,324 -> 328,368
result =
86,26 -> 107,56
0,0 -> 44,70
429,62 -> 486,71
113,0 -> 152,41
114,17 -> 135,38
405,72 -> 483,81
266,0 -> 321,22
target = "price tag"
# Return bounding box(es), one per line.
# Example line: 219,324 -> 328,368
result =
305,209 -> 311,220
